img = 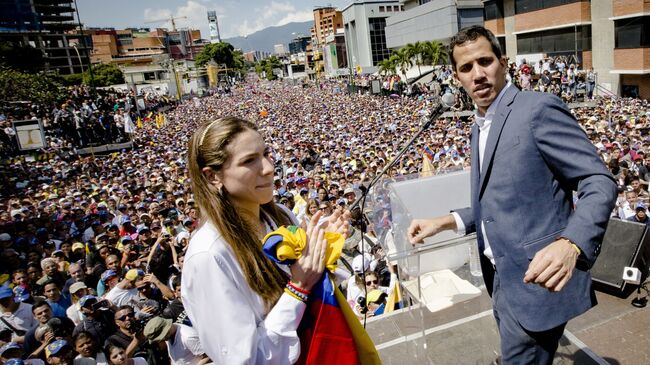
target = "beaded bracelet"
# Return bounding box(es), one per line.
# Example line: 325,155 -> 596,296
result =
284,288 -> 306,303
287,281 -> 311,296
285,284 -> 309,302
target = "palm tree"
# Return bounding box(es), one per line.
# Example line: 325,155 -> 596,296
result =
391,48 -> 411,82
403,41 -> 425,76
377,58 -> 396,76
422,40 -> 448,66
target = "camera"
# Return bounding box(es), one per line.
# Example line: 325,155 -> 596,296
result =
128,318 -> 149,332
356,296 -> 368,314
91,299 -> 109,311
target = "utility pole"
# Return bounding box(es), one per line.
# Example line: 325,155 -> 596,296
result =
73,0 -> 95,91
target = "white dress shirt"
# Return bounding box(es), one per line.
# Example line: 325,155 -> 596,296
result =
453,82 -> 513,264
182,205 -> 305,365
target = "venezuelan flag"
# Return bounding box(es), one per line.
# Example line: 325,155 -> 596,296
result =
263,227 -> 381,365
423,145 -> 435,161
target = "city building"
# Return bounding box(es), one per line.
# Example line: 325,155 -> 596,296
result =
207,10 -> 222,43
289,36 -> 311,54
483,0 -> 649,98
88,28 -> 205,65
311,6 -> 344,47
274,44 -> 287,55
384,0 -> 484,50
0,0 -> 90,75
323,30 -> 349,77
243,50 -> 271,63
342,0 -> 402,73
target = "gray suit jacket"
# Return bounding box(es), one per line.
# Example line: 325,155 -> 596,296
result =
455,86 -> 617,332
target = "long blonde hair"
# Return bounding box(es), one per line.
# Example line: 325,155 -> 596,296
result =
188,117 -> 291,310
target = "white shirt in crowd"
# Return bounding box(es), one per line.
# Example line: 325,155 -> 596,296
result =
105,284 -> 139,308
166,323 -> 206,365
66,302 -> 84,326
1,301 -> 38,340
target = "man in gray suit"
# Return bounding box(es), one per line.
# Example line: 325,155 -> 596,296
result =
408,26 -> 617,364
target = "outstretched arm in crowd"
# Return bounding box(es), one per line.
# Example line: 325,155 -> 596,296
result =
144,273 -> 175,300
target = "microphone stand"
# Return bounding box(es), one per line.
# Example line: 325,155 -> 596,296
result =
349,100 -> 450,212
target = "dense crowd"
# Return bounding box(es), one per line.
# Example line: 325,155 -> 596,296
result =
0,86 -> 175,159
0,74 -> 648,363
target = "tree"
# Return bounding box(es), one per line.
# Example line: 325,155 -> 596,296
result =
403,41 -> 425,76
377,58 -> 396,76
0,65 -> 65,105
83,63 -> 124,87
254,56 -> 282,81
391,48 -> 411,81
422,40 -> 448,66
0,41 -> 45,73
195,42 -> 236,68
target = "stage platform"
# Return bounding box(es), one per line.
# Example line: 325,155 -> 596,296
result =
77,142 -> 133,156
367,284 -> 647,364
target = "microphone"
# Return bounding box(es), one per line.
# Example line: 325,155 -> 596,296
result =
349,94 -> 455,211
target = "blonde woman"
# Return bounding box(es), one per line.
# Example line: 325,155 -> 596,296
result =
182,117 -> 348,364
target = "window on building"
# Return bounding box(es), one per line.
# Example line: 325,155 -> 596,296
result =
393,6 -> 400,11
458,8 -> 484,30
379,6 -> 384,12
484,0 -> 504,21
401,6 -> 404,11
143,72 -> 157,81
386,6 -> 392,12
419,0 -> 432,5
368,17 -> 390,66
615,16 -> 650,49
516,25 -> 591,54
116,34 -> 133,46
515,0 -> 582,15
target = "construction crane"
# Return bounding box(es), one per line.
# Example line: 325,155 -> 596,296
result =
144,15 -> 188,31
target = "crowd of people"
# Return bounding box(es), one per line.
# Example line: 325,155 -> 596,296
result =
0,71 -> 648,363
0,86 -> 176,159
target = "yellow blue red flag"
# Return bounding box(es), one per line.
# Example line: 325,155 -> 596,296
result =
262,226 -> 381,365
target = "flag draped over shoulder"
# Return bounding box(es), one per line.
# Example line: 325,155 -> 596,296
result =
262,226 -> 381,365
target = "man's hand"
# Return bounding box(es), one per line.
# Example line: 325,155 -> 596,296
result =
524,238 -> 579,292
407,215 -> 457,244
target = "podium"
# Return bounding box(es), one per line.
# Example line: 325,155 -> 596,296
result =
362,170 -> 498,363
363,171 -> 606,364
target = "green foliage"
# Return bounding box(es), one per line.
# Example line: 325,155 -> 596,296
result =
391,48 -> 412,80
62,73 -> 84,86
378,40 -> 449,81
0,65 -> 65,105
421,40 -> 448,66
83,63 -> 124,87
377,58 -> 396,76
404,41 -> 425,76
195,42 -> 237,68
0,41 -> 45,73
254,56 -> 282,81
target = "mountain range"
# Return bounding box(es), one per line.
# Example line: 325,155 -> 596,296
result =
222,21 -> 313,54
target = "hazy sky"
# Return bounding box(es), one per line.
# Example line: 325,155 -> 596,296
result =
76,0 -> 349,39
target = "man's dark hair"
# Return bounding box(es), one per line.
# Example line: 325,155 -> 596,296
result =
41,279 -> 59,289
31,298 -> 51,313
449,25 -> 503,71
113,305 -> 134,320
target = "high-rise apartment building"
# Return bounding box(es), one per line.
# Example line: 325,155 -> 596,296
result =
0,0 -> 90,74
311,6 -> 344,47
88,28 -> 204,65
